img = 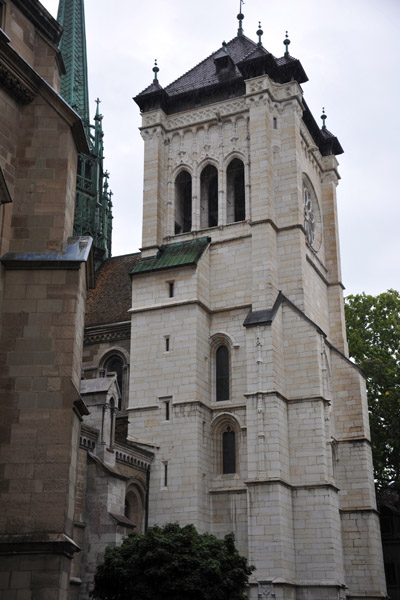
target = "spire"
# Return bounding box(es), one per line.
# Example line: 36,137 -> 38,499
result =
57,0 -> 113,269
57,0 -> 89,130
283,31 -> 290,57
237,0 -> 245,36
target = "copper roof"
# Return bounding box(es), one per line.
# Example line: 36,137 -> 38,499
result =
85,253 -> 140,326
131,237 -> 210,276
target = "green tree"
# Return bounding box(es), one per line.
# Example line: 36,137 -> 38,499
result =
345,289 -> 400,490
91,523 -> 254,600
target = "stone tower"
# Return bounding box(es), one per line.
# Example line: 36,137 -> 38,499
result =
130,16 -> 386,600
57,0 -> 113,268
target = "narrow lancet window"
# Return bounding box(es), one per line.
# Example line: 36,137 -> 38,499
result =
175,170 -> 192,234
222,427 -> 236,474
216,345 -> 229,401
226,158 -> 245,223
200,164 -> 218,228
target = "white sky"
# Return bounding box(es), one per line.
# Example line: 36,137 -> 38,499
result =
41,0 -> 400,297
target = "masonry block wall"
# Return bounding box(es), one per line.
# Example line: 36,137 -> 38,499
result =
129,44 -> 386,598
0,2 -> 91,599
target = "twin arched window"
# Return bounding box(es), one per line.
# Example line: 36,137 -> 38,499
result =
174,158 -> 245,233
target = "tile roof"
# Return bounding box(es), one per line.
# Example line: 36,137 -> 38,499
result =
164,35 -> 257,97
85,253 -> 140,326
131,237 -> 210,276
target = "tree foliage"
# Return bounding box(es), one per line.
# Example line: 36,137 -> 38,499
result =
345,290 -> 400,490
91,523 -> 254,600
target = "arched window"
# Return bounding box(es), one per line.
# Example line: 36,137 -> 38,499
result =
102,352 -> 128,411
211,414 -> 240,476
125,485 -> 145,533
226,158 -> 245,223
175,170 -> 192,234
216,345 -> 229,401
222,426 -> 236,474
200,164 -> 218,228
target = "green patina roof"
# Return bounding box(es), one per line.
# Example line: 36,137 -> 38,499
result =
131,237 -> 211,276
57,0 -> 89,127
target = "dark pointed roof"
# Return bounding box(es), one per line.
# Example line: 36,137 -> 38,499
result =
135,35 -> 307,115
134,33 -> 342,156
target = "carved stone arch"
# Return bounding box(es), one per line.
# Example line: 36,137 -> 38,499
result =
125,478 -> 146,533
209,331 -> 236,351
223,150 -> 246,170
172,163 -> 193,178
198,156 -> 219,172
210,412 -> 241,475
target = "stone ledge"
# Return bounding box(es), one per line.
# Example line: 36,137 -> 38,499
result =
0,533 -> 80,558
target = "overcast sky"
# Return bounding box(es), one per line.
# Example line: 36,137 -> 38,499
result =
42,0 -> 400,298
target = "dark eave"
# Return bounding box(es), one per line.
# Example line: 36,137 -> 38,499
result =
302,100 -> 343,156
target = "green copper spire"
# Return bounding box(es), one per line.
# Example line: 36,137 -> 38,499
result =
57,0 -> 113,268
57,0 -> 89,129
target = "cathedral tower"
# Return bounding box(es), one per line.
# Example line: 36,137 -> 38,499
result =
57,0 -> 113,268
130,15 -> 386,600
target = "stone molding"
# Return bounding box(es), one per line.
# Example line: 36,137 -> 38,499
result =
0,533 -> 80,558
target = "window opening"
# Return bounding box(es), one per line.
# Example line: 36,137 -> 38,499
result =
273,117 -> 277,129
222,427 -> 236,474
168,282 -> 174,298
200,164 -> 218,228
165,336 -> 170,352
104,355 -> 124,407
216,345 -> 229,401
226,159 -> 245,223
175,170 -> 192,234
164,463 -> 168,487
165,400 -> 170,421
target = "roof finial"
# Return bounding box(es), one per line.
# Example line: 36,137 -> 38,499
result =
321,107 -> 327,130
94,98 -> 103,122
222,40 -> 227,53
153,59 -> 159,82
257,22 -> 263,46
283,31 -> 290,57
237,0 -> 245,36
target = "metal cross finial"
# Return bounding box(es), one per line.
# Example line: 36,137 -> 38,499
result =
153,59 -> 159,81
283,31 -> 290,57
321,107 -> 327,129
257,21 -> 263,46
237,0 -> 245,36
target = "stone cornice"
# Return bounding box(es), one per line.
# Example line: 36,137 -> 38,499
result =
84,321 -> 131,346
